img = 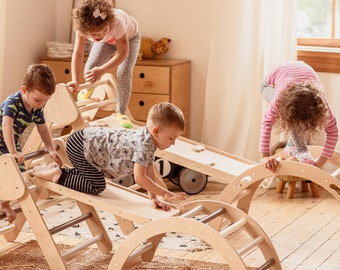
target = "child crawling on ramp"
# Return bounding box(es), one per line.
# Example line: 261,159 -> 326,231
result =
32,102 -> 186,211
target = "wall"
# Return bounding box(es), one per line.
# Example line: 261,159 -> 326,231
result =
0,0 -> 57,101
0,1 -> 6,94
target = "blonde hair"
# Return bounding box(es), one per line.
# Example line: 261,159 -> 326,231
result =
275,81 -> 328,137
147,102 -> 185,132
23,64 -> 56,95
72,0 -> 114,34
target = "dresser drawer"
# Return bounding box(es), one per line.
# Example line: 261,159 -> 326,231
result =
42,60 -> 72,83
129,93 -> 169,121
41,59 -> 86,84
132,66 -> 170,94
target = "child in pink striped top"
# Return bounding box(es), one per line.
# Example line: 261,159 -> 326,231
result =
259,61 -> 338,172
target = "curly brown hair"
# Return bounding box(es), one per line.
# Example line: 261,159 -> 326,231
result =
72,0 -> 114,34
274,81 -> 329,137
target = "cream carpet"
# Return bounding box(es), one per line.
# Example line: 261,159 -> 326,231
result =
0,240 -> 232,270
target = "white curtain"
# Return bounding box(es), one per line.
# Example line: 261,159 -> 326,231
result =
201,0 -> 297,162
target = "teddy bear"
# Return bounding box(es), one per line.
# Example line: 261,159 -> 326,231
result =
139,37 -> 155,59
139,37 -> 171,60
151,38 -> 171,59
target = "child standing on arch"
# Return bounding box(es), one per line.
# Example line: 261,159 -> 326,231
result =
0,64 -> 62,223
68,0 -> 140,128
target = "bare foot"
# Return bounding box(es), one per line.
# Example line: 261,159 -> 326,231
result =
1,202 -> 16,223
31,163 -> 62,183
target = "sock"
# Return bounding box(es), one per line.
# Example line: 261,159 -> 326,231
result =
116,113 -> 133,128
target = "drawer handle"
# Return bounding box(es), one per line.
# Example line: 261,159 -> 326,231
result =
139,101 -> 145,106
139,73 -> 145,78
64,68 -> 70,74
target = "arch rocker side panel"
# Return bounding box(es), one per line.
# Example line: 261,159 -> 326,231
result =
218,160 -> 340,213
109,200 -> 281,270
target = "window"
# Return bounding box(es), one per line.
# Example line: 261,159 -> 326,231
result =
297,0 -> 340,72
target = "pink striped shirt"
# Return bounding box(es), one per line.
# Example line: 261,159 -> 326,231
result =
259,61 -> 338,158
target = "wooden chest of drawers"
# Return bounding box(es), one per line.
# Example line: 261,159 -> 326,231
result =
130,59 -> 191,137
40,57 -> 191,137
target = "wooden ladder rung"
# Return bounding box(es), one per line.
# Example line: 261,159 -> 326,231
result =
237,236 -> 263,256
78,99 -> 114,113
49,212 -> 92,235
126,242 -> 153,263
0,223 -> 16,234
200,208 -> 226,224
77,78 -> 110,91
180,205 -> 204,218
331,167 -> 340,178
220,218 -> 247,237
61,234 -> 103,258
258,258 -> 276,270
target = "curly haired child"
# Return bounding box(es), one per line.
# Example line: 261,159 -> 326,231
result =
32,102 -> 186,212
68,0 -> 141,128
0,64 -> 62,223
259,61 -> 338,172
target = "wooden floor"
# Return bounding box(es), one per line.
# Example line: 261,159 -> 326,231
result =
1,178 -> 340,270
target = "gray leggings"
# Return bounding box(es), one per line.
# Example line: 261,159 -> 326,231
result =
260,77 -> 308,153
85,33 -> 141,114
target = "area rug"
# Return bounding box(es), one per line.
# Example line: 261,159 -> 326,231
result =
0,240 -> 232,270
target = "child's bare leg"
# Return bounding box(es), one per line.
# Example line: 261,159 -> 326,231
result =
31,163 -> 62,183
0,201 -> 16,223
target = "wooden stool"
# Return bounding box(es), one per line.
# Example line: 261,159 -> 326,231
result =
271,144 -> 319,199
276,175 -> 320,199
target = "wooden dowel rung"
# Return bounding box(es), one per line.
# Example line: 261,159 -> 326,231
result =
24,145 -> 60,160
200,208 -> 226,224
61,234 -> 103,258
331,167 -> 340,177
257,258 -> 276,270
220,218 -> 247,237
77,79 -> 110,91
126,242 -> 153,263
78,99 -> 114,113
76,98 -> 100,107
237,236 -> 263,256
180,205 -> 204,218
28,184 -> 38,192
49,212 -> 92,235
0,223 -> 16,234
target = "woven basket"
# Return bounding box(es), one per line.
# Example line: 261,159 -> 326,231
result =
46,41 -> 74,58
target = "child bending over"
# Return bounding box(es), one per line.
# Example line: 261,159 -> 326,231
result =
32,102 -> 186,211
259,61 -> 338,172
0,64 -> 62,223
68,0 -> 140,128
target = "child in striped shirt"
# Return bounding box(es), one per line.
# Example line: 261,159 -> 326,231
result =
259,61 -> 338,172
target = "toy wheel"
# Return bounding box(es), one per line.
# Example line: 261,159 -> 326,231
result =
112,175 -> 135,187
178,168 -> 208,194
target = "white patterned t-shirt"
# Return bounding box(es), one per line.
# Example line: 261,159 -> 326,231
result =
83,126 -> 156,178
